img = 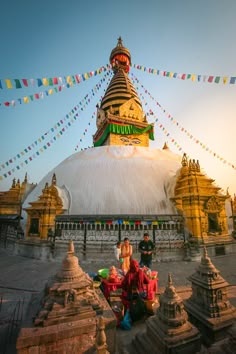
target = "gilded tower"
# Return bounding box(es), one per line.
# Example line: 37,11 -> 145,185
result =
24,173 -> 64,239
93,37 -> 154,147
172,153 -> 231,243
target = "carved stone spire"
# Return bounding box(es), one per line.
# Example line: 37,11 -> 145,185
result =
185,248 -> 235,345
129,273 -> 201,353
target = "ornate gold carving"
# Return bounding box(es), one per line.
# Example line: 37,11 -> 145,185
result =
205,196 -> 222,213
119,98 -> 144,122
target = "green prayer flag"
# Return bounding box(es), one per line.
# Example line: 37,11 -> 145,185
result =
15,79 -> 22,89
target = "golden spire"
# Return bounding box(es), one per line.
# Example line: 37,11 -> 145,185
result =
93,39 -> 154,148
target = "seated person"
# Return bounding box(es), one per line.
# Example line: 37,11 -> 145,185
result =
121,259 -> 150,299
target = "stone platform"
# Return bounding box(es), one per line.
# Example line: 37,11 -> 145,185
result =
0,247 -> 236,353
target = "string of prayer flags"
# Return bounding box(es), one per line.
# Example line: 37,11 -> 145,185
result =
1,66 -> 113,108
0,73 -> 110,179
0,64 -> 111,90
131,73 -> 236,171
132,63 -> 236,85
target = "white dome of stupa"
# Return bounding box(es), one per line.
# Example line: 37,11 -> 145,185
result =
22,145 -> 181,217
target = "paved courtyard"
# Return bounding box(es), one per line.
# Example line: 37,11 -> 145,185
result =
0,246 -> 236,353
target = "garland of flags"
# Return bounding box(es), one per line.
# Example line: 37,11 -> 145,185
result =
0,73 -> 111,181
1,65 -> 111,108
0,65 -> 111,90
132,63 -> 236,85
131,73 -> 236,170
74,112 -> 96,151
62,219 -> 170,226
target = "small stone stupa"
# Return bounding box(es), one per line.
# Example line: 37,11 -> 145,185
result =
184,247 -> 235,346
128,273 -> 201,354
16,241 -> 116,353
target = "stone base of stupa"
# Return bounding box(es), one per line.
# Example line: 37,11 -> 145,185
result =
185,301 -> 235,346
128,314 -> 201,354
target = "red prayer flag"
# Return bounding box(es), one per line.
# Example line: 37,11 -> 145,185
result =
22,79 -> 28,87
208,76 -> 214,83
53,77 -> 58,85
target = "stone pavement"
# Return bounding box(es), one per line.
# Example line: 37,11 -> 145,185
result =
0,247 -> 236,353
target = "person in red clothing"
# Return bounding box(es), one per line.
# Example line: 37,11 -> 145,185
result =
121,259 -> 150,299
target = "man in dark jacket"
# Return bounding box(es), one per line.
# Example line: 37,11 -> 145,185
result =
138,232 -> 155,268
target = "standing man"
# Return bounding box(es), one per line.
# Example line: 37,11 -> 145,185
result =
138,232 -> 155,268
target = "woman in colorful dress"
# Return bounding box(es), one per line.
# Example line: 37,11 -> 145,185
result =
121,237 -> 133,274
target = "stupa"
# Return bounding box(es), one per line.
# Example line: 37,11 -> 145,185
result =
1,38 -> 234,260
184,247 -> 235,346
16,241 -> 116,353
128,273 -> 201,353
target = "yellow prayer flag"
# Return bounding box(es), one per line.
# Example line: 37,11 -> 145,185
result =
84,73 -> 89,80
48,89 -> 53,95
23,96 -> 29,103
169,72 -> 174,78
191,74 -> 196,81
223,77 -> 228,84
42,78 -> 49,86
5,79 -> 13,89
66,76 -> 72,84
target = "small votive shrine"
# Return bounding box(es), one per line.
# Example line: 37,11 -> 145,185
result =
184,247 -> 235,346
129,273 -> 201,354
16,240 -> 116,353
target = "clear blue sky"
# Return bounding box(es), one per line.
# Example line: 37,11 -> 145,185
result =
1,0 -> 236,196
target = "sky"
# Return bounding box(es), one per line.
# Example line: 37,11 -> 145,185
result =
1,0 -> 236,196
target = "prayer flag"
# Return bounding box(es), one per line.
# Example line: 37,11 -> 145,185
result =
53,77 -> 58,85
22,79 -> 28,87
5,79 -> 13,88
37,78 -> 43,87
42,78 -> 49,86
230,77 -> 236,84
14,79 -> 22,88
223,77 -> 228,84
23,96 -> 29,103
208,76 -> 214,83
214,76 -> 220,83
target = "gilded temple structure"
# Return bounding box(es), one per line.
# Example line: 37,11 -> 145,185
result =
0,38 -> 235,260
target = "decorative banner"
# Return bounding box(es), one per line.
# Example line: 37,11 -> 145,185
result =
0,64 -> 111,90
1,65 -> 112,108
131,73 -> 236,171
132,63 -> 236,85
94,122 -> 154,147
0,73 -> 111,180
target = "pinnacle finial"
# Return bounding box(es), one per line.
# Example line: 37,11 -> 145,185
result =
68,240 -> 75,254
182,153 -> 188,167
117,36 -> 123,47
51,173 -> 57,186
163,142 -> 169,150
168,272 -> 173,286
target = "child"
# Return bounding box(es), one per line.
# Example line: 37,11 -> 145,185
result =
114,241 -> 123,268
